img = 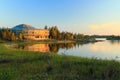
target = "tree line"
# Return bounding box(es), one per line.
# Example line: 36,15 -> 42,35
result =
0,26 -> 95,41
48,26 -> 95,40
106,35 -> 120,40
0,28 -> 24,41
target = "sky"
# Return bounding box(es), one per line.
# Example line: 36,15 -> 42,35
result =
0,0 -> 120,35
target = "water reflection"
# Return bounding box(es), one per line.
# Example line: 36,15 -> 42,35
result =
49,43 -> 75,53
15,42 -> 93,53
91,40 -> 120,53
27,44 -> 50,52
108,40 -> 120,44
15,44 -> 50,52
13,40 -> 120,60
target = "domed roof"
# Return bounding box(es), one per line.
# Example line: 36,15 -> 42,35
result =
12,24 -> 36,31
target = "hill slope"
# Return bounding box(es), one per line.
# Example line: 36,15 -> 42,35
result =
12,24 -> 36,31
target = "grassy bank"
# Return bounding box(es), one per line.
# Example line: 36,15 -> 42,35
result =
0,43 -> 120,80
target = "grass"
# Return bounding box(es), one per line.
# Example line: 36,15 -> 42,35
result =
0,43 -> 120,80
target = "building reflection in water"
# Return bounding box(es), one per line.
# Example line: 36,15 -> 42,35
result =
15,43 -> 86,53
24,44 -> 50,52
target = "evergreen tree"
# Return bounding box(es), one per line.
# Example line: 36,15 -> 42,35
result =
44,25 -> 48,30
49,26 -> 60,39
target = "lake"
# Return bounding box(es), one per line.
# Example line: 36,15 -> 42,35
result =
13,39 -> 120,60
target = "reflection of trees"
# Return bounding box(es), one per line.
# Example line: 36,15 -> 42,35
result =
49,43 -> 85,53
15,42 -> 92,53
49,44 -> 59,53
15,44 -> 25,50
109,40 -> 120,44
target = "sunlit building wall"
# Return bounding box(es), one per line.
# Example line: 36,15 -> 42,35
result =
24,29 -> 49,40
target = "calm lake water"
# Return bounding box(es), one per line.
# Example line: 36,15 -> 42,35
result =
14,39 -> 120,60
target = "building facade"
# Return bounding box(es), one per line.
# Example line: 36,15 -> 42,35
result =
24,29 -> 49,40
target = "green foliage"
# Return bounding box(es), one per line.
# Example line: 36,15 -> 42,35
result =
44,25 -> 48,30
0,28 -> 25,41
0,28 -> 16,41
49,26 -> 95,40
49,26 -> 60,39
60,32 -> 74,40
107,35 -> 120,40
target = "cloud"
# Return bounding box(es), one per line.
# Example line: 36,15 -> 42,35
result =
90,22 -> 120,30
89,22 -> 120,35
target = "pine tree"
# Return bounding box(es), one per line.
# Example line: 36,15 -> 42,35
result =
44,25 -> 48,30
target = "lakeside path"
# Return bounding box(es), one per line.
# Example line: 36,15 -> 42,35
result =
0,43 -> 120,80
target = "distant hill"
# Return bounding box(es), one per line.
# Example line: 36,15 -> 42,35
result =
12,24 -> 36,31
